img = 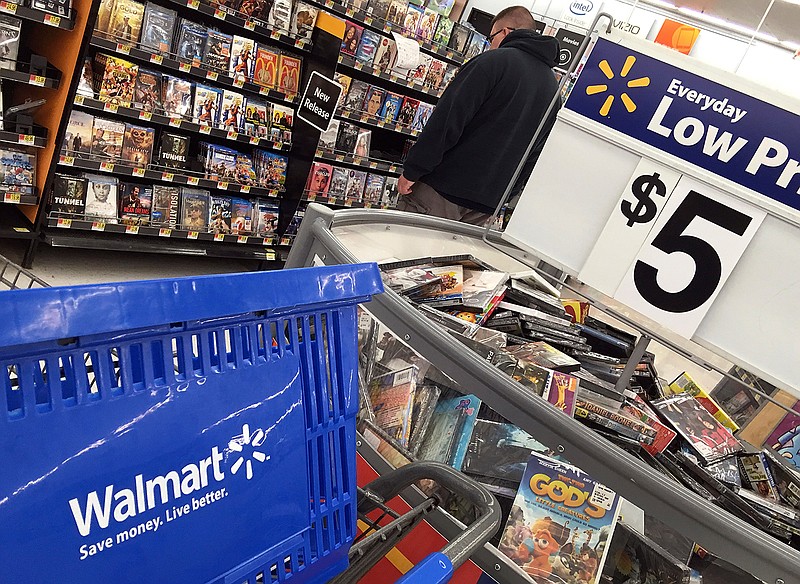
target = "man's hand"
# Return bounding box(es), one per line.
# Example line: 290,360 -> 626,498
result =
398,175 -> 415,195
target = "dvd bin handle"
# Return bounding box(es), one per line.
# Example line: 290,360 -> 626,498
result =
359,461 -> 501,571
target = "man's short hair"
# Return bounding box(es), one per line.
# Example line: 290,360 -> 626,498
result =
491,6 -> 536,31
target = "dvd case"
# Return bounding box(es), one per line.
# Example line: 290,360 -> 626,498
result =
157,132 -> 189,168
277,54 -> 301,94
411,102 -> 434,131
270,103 -> 293,142
363,85 -> 385,117
176,18 -> 208,63
267,0 -> 293,32
341,21 -> 363,56
90,117 -> 125,160
344,169 -> 366,200
328,166 -> 348,198
229,36 -> 255,82
63,110 -> 94,156
396,96 -> 419,126
372,36 -> 397,73
139,3 -> 176,52
253,46 -> 279,88
416,8 -> 439,42
118,182 -> 152,225
51,174 -> 87,217
386,0 -> 407,25
208,194 -> 232,234
229,197 -> 252,234
120,124 -> 155,166
193,84 -> 222,126
151,184 -> 180,227
355,30 -> 381,64
305,162 -> 332,196
204,29 -> 233,73
291,1 -> 318,40
363,173 -> 385,203
342,79 -> 370,113
84,173 -> 119,222
96,53 -> 138,107
107,0 -> 144,43
133,68 -> 162,112
253,198 -> 279,236
433,16 -> 454,46
180,188 -> 209,231
161,75 -> 193,118
0,15 -> 21,70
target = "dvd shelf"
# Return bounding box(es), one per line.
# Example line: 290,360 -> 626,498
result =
165,0 -> 312,53
336,108 -> 419,137
315,147 -> 401,174
88,35 -> 301,108
0,0 -> 75,29
337,52 -> 444,99
307,0 -> 465,65
57,154 -> 284,197
0,61 -> 61,89
0,130 -> 47,149
74,94 -> 291,152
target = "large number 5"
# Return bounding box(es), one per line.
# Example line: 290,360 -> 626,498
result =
633,190 -> 752,313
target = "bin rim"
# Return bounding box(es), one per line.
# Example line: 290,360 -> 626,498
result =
0,263 -> 383,349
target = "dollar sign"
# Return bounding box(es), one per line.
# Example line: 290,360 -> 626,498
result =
621,172 -> 667,227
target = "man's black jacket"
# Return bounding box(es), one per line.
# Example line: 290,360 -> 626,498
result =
402,30 -> 561,213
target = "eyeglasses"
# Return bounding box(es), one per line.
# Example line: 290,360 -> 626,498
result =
487,27 -> 515,42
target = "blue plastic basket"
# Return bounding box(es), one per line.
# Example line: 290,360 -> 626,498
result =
0,264 -> 383,583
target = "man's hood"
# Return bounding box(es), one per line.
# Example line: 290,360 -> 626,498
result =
500,29 -> 560,68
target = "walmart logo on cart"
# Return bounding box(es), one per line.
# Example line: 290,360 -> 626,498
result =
69,423 -> 270,537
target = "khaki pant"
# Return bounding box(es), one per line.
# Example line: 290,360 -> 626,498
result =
395,182 -> 493,227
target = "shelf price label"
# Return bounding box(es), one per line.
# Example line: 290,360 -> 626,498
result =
274,141 -> 284,149
169,117 -> 182,128
265,251 -> 276,261
244,20 -> 255,31
214,233 -> 225,242
344,199 -> 353,207
369,161 -> 378,169
132,168 -> 146,177
377,120 -> 386,128
217,181 -> 228,190
187,0 -> 199,8
226,130 -> 238,140
161,172 -> 174,182
103,102 -> 118,113
18,134 -> 34,146
4,192 -> 21,203
159,228 -> 172,237
199,124 -> 211,135
240,185 -> 250,193
125,225 -> 139,235
307,193 -> 316,201
608,173 -> 766,338
0,2 -> 17,14
60,155 -> 74,166
233,78 -> 245,88
324,0 -> 333,7
205,70 -> 218,81
91,221 -> 106,231
99,162 -> 115,173
29,74 -> 45,87
187,177 -> 200,186
43,14 -> 61,26
179,62 -> 191,73
353,156 -> 363,164
249,136 -> 259,145
73,95 -> 85,106
345,7 -> 354,16
150,54 -> 163,65
56,218 -> 72,228
187,231 -> 199,240
138,110 -> 152,121
364,16 -> 373,25
115,43 -> 131,54
214,8 -> 226,20
335,154 -> 344,162
354,62 -> 363,70
237,235 -> 248,244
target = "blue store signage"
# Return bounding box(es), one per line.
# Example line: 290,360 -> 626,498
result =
566,38 -> 800,213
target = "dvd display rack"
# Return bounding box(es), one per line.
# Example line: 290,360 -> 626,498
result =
0,0 -> 80,262
301,0 -> 484,214
21,0 -> 347,265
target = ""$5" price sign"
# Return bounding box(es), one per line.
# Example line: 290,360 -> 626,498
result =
581,160 -> 767,338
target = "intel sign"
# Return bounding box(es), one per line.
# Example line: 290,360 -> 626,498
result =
570,1 -> 593,16
561,0 -> 602,27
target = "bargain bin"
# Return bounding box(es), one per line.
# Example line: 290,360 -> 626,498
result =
0,258 -> 499,583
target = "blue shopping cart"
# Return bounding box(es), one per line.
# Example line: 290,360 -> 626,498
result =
0,259 -> 499,583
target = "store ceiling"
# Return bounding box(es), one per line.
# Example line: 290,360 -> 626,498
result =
665,0 -> 800,45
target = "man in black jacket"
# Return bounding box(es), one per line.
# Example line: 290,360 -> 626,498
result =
397,6 -> 561,225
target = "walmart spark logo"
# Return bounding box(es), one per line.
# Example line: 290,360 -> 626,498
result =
229,423 -> 270,480
585,55 -> 650,116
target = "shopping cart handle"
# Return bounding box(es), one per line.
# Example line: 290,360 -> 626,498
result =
396,552 -> 453,584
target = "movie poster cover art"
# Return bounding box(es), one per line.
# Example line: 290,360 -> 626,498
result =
498,452 -> 621,584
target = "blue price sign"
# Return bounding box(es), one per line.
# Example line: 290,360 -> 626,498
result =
566,38 -> 800,215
